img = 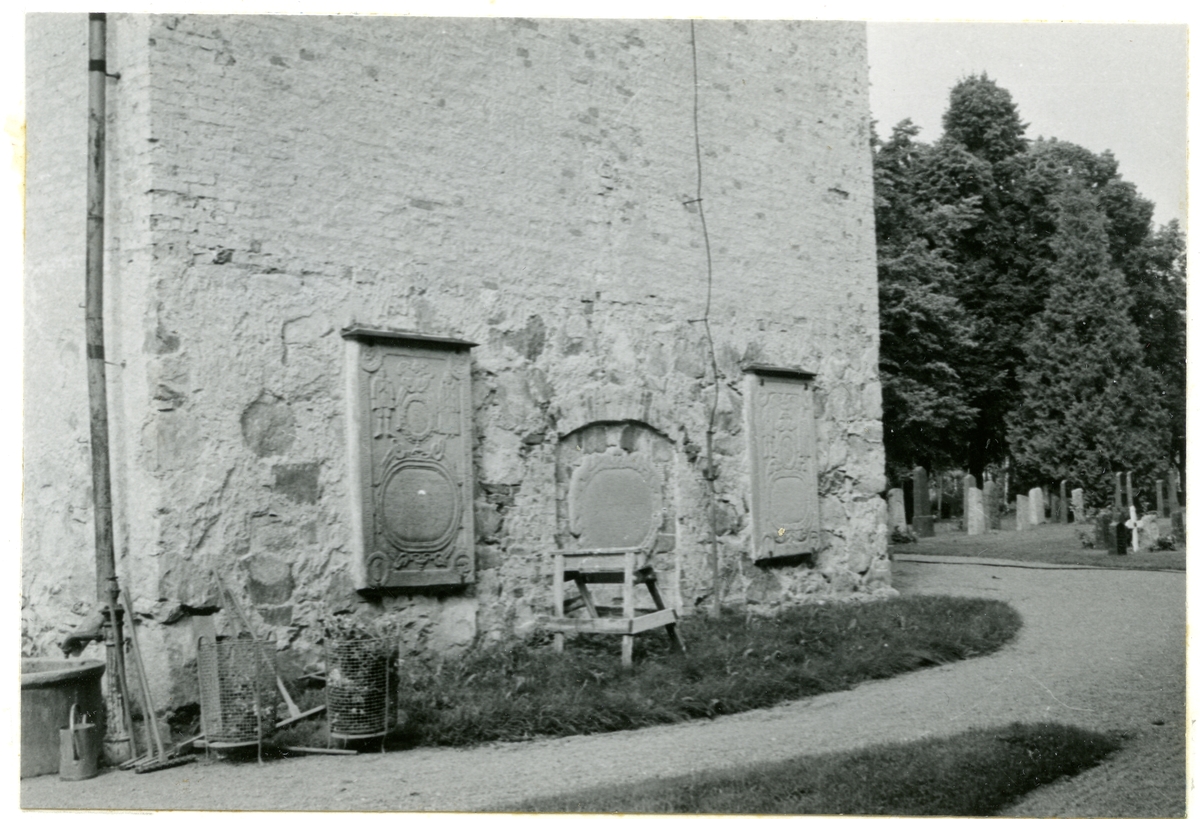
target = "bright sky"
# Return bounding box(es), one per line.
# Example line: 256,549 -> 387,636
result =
867,22 -> 1188,229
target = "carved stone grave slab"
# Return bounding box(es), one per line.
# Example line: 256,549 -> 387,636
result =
568,451 -> 663,551
343,326 -> 476,590
744,365 -> 820,561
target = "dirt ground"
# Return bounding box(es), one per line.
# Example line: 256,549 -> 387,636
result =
20,555 -> 1186,817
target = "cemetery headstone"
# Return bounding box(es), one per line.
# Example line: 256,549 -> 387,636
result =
1168,469 -> 1183,542
983,480 -> 1001,531
913,466 -> 934,537
1015,495 -> 1030,532
1114,508 -> 1130,555
1094,510 -> 1114,552
1029,487 -> 1044,525
1125,471 -> 1139,551
887,487 -> 907,534
1060,480 -> 1068,523
1114,472 -> 1123,514
966,487 -> 984,535
1071,488 -> 1085,523
962,474 -> 977,531
1139,513 -> 1160,548
1050,494 -> 1061,524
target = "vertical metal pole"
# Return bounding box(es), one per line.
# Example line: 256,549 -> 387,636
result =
87,11 -> 114,605
706,429 -> 720,616
87,12 -> 131,757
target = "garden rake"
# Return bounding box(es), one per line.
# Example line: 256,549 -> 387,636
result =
121,587 -> 196,774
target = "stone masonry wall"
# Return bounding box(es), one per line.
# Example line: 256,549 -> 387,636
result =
23,15 -> 888,708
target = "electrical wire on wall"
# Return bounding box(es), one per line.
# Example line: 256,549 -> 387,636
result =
685,20 -> 724,616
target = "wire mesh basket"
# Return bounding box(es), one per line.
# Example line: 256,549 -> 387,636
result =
197,637 -> 280,747
325,636 -> 395,740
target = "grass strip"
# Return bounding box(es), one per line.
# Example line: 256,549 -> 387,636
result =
362,595 -> 1020,749
894,524 -> 1185,571
506,722 -> 1123,815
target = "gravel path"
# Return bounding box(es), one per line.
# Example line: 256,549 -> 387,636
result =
21,556 -> 1186,816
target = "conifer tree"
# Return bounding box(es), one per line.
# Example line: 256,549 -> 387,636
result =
1006,183 -> 1171,504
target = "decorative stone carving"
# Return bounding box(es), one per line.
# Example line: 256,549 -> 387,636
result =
744,367 -> 820,560
568,451 -> 663,552
344,326 -> 476,589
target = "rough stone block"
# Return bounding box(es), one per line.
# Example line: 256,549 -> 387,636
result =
243,553 -> 295,605
240,394 -> 296,457
271,462 -> 320,504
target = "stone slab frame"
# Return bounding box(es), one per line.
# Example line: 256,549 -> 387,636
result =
344,326 -> 477,590
744,364 -> 821,561
555,421 -> 679,608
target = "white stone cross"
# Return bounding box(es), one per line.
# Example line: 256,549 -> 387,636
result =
1124,506 -> 1143,553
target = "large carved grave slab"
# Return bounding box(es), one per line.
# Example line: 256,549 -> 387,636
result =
343,326 -> 476,590
744,364 -> 821,561
569,452 -> 663,552
555,422 -> 678,608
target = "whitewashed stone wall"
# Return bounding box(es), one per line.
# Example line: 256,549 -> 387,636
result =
24,14 -> 889,707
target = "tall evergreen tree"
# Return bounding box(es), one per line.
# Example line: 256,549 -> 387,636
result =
1005,183 -> 1171,504
942,73 -> 1028,164
873,121 -> 978,479
874,76 -> 1184,491
1125,220 -> 1187,473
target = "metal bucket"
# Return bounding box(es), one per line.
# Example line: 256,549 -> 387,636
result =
59,705 -> 100,781
21,658 -> 105,778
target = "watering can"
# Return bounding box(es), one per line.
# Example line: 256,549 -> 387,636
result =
59,704 -> 100,781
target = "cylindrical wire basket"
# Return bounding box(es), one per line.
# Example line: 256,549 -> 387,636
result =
326,636 -> 394,740
197,637 -> 280,748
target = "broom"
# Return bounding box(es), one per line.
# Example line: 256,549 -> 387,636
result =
121,587 -> 196,773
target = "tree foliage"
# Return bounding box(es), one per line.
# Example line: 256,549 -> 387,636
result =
874,74 -> 1185,496
1005,184 -> 1171,504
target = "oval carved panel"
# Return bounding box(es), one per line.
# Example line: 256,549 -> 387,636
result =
568,452 -> 663,552
378,459 -> 461,552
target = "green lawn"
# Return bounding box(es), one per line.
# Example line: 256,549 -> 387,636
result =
894,522 -> 1185,571
274,595 -> 1022,750
507,722 -> 1123,815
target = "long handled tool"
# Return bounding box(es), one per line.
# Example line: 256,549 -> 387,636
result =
105,600 -> 139,763
121,587 -> 195,773
212,570 -> 301,718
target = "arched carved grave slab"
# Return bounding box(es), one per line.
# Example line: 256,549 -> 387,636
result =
343,326 -> 476,590
568,451 -> 663,551
744,364 -> 820,561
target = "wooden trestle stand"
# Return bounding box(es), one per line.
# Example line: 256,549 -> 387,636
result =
548,548 -> 685,667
